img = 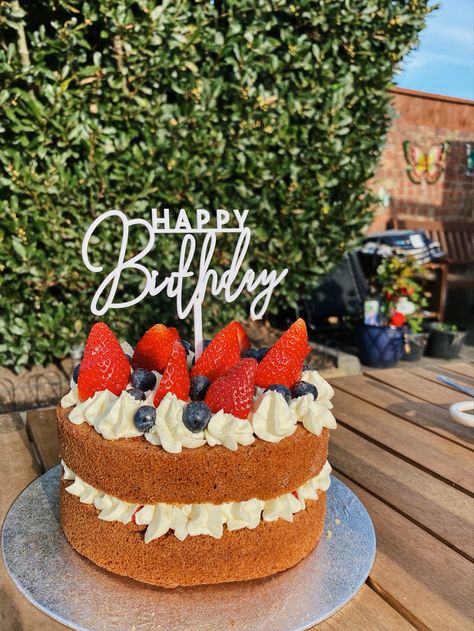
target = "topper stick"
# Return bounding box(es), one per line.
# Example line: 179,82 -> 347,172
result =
193,301 -> 204,361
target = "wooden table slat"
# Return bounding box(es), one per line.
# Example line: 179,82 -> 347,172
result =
364,368 -> 468,410
439,361 -> 474,379
329,424 -> 474,560
0,413 -> 63,630
334,472 -> 474,631
3,363 -> 474,630
26,407 -> 59,473
405,365 -> 474,389
317,584 -> 416,630
331,374 -> 473,450
333,387 -> 474,494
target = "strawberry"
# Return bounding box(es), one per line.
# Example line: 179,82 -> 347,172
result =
153,340 -> 190,405
228,321 -> 251,350
255,319 -> 309,389
131,505 -> 144,524
133,324 -> 179,373
204,358 -> 257,419
191,321 -> 241,381
77,322 -> 130,401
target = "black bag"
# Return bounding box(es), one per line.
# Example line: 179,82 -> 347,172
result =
304,252 -> 368,319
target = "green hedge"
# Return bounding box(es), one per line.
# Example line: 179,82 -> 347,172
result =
0,0 -> 431,369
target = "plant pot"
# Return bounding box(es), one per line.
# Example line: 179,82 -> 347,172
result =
356,324 -> 405,368
402,332 -> 429,362
426,324 -> 467,359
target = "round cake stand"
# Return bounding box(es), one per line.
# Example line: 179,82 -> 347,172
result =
2,466 -> 375,631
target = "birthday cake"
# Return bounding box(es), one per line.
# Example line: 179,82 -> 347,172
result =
57,318 -> 336,587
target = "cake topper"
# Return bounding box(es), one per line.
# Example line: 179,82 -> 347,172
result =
82,208 -> 288,358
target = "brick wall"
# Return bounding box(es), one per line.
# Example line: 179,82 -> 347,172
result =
369,87 -> 474,232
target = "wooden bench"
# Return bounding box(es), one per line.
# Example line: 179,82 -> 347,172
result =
391,216 -> 474,320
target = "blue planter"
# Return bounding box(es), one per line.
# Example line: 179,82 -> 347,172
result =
356,324 -> 405,368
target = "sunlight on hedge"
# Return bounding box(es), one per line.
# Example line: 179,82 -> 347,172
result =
0,0 -> 431,369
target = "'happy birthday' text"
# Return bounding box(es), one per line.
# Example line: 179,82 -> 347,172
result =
82,208 -> 288,321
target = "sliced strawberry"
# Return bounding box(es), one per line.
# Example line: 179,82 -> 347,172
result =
255,319 -> 309,389
204,358 -> 257,419
133,324 -> 179,372
191,321 -> 241,381
153,340 -> 190,405
228,321 -> 251,350
77,322 -> 130,401
131,505 -> 144,524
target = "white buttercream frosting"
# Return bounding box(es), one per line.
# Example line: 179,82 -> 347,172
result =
205,411 -> 255,451
145,394 -> 206,453
66,370 -> 160,440
93,391 -> 145,440
62,363 -> 336,452
61,377 -> 79,408
301,369 -> 335,409
290,395 -> 337,436
251,391 -> 297,442
62,460 -> 332,542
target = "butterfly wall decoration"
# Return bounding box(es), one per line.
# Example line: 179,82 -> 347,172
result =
403,141 -> 448,184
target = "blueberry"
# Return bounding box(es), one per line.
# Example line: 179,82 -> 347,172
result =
131,368 -> 157,392
265,384 -> 292,403
241,348 -> 259,359
127,388 -> 146,401
183,402 -> 212,433
125,354 -> 133,364
256,347 -> 269,362
190,375 -> 211,401
181,339 -> 194,355
291,381 -> 318,400
133,406 -> 156,432
72,363 -> 80,383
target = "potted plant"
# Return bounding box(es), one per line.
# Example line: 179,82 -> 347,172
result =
425,322 -> 467,359
356,255 -> 429,367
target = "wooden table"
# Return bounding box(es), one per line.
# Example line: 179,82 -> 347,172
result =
1,361 -> 473,630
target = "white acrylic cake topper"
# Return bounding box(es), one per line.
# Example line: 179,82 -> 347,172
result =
82,208 -> 288,358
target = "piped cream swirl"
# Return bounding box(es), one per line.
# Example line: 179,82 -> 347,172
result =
145,395 -> 206,453
205,411 -> 255,450
61,377 -> 78,408
62,460 -> 332,542
251,391 -> 297,442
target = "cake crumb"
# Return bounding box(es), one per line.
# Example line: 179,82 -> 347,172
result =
335,518 -> 341,525
326,530 -> 332,539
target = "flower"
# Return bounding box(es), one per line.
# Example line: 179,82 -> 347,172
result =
390,311 -> 406,327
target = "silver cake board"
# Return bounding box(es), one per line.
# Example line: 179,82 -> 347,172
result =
2,466 -> 376,631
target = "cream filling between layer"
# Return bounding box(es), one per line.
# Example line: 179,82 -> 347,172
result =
62,460 -> 332,543
61,369 -> 336,453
